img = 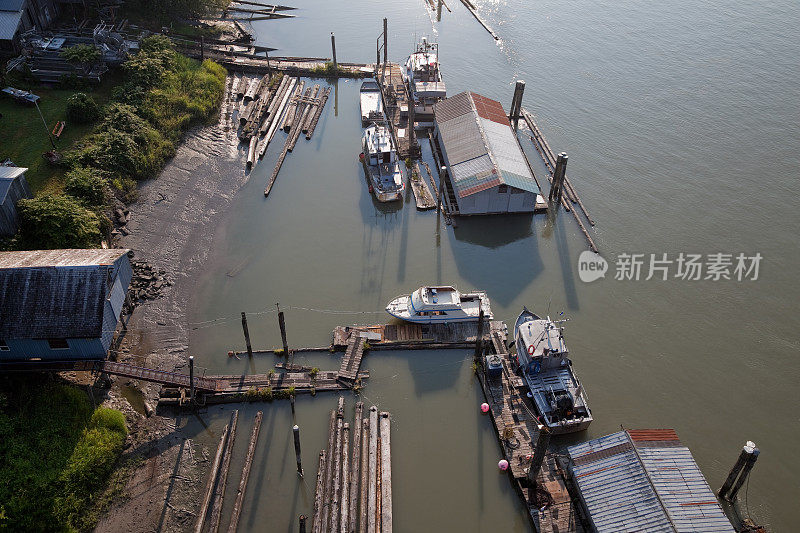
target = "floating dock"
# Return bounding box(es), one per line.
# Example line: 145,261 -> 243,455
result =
376,62 -> 415,158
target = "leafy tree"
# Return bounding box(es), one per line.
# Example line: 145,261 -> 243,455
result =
16,194 -> 102,249
64,167 -> 108,208
66,92 -> 101,124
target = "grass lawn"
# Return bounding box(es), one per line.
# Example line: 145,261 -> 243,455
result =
0,73 -> 121,194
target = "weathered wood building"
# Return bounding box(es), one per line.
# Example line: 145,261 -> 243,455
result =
0,249 -> 132,361
0,166 -> 31,237
433,91 -> 544,215
0,0 -> 58,51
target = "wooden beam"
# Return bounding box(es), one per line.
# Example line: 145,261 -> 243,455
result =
195,422 -> 230,533
348,403 -> 364,532
367,406 -> 378,533
379,412 -> 392,532
209,410 -> 239,532
227,411 -> 263,533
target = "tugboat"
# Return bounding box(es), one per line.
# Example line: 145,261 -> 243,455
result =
360,124 -> 404,202
403,38 -> 446,127
386,286 -> 492,323
514,307 -> 592,434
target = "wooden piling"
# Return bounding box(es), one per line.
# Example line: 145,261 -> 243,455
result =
189,355 -> 195,406
278,304 -> 289,355
227,411 -> 263,533
195,421 -> 230,533
721,441 -> 759,501
294,424 -> 303,476
331,33 -> 337,68
339,423 -> 351,533
527,425 -> 551,484
548,152 -> 567,207
437,0 -> 442,21
379,412 -> 392,533
359,418 -> 369,533
510,80 -> 525,131
474,305 -> 485,360
367,406 -> 378,533
299,515 -> 307,533
382,18 -> 387,65
241,312 -> 253,358
312,450 -> 327,533
348,403 -> 364,532
209,410 -> 239,533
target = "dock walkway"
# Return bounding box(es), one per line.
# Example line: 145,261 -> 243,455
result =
332,321 -> 487,350
410,162 -> 436,209
338,333 -> 367,383
376,63 -> 414,158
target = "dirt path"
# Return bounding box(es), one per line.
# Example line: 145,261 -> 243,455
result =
95,75 -> 249,533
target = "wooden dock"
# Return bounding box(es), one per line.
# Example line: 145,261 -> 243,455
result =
477,322 -> 587,533
312,399 -> 392,533
376,62 -> 415,158
337,333 -> 367,384
410,162 -> 436,209
332,321 -> 488,351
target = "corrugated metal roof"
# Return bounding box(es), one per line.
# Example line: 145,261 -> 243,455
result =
0,9 -> 22,41
0,249 -> 130,340
434,91 -> 540,199
567,430 -> 735,533
0,0 -> 25,12
0,167 -> 27,180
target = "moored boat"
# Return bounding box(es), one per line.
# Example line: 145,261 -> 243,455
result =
403,38 -> 446,127
386,286 -> 492,323
361,124 -> 404,202
513,307 -> 592,434
359,80 -> 385,125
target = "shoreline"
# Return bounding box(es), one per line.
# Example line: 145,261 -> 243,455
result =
94,73 -> 250,532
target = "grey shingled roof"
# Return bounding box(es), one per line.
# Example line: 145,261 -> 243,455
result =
0,249 -> 128,339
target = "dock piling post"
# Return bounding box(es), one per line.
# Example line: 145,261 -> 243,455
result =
293,424 -> 304,476
548,152 -> 568,209
437,0 -> 442,21
241,312 -> 253,359
527,425 -> 551,484
383,18 -> 388,65
331,33 -> 337,68
189,355 -> 195,406
277,303 -> 289,355
474,305 -> 485,361
720,441 -> 759,501
510,80 -> 525,131
299,514 -> 307,533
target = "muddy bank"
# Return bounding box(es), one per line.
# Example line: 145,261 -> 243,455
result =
94,75 -> 249,533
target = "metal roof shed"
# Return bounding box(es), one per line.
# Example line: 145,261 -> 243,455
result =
0,166 -> 31,237
433,91 -> 544,215
566,429 -> 735,533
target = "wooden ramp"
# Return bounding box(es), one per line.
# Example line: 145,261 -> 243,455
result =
101,360 -> 219,391
410,162 -> 436,209
332,321 -> 488,350
338,333 -> 367,383
376,62 -> 414,158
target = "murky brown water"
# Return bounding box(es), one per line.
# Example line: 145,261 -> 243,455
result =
178,0 -> 800,530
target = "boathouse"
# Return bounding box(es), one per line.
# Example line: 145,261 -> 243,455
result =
0,0 -> 58,51
566,429 -> 735,532
0,249 -> 132,361
0,166 -> 32,237
433,91 -> 544,215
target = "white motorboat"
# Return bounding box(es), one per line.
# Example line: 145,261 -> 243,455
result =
386,286 -> 492,323
361,124 -> 404,202
513,307 -> 592,434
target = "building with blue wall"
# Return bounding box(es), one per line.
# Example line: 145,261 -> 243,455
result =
0,166 -> 32,238
0,249 -> 132,362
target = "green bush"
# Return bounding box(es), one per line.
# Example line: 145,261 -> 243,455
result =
90,408 -> 127,435
64,167 -> 108,207
15,194 -> 102,249
60,44 -> 101,64
66,93 -> 101,124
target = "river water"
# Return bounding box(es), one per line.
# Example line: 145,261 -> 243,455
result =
183,0 -> 800,530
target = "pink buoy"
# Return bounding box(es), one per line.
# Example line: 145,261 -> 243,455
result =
480,402 -> 490,413
498,459 -> 509,471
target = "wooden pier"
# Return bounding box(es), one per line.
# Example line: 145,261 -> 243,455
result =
332,321 -> 487,351
478,322 -> 586,533
337,333 -> 367,384
313,399 -> 392,533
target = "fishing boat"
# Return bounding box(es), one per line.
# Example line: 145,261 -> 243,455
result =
403,38 -> 446,127
513,307 -> 592,434
359,80 -> 385,125
385,286 -> 492,323
360,124 -> 404,202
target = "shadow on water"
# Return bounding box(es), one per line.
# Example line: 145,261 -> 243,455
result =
246,408 -> 276,531
450,215 -> 543,307
405,349 -> 467,395
553,211 -> 579,311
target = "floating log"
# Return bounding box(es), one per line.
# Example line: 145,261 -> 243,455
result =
282,80 -> 306,132
305,87 -> 331,140
331,401 -> 345,533
379,412 -> 392,532
227,411 -> 262,533
359,417 -> 369,533
300,84 -> 321,133
458,0 -> 499,40
367,406 -> 378,533
232,0 -> 297,9
261,77 -> 297,164
289,87 -> 317,151
348,403 -> 364,533
311,450 -> 327,533
244,77 -> 259,100
260,74 -> 291,136
209,410 -> 239,533
339,423 -> 351,533
246,136 -> 257,168
320,405 -> 338,531
195,421 -> 230,533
